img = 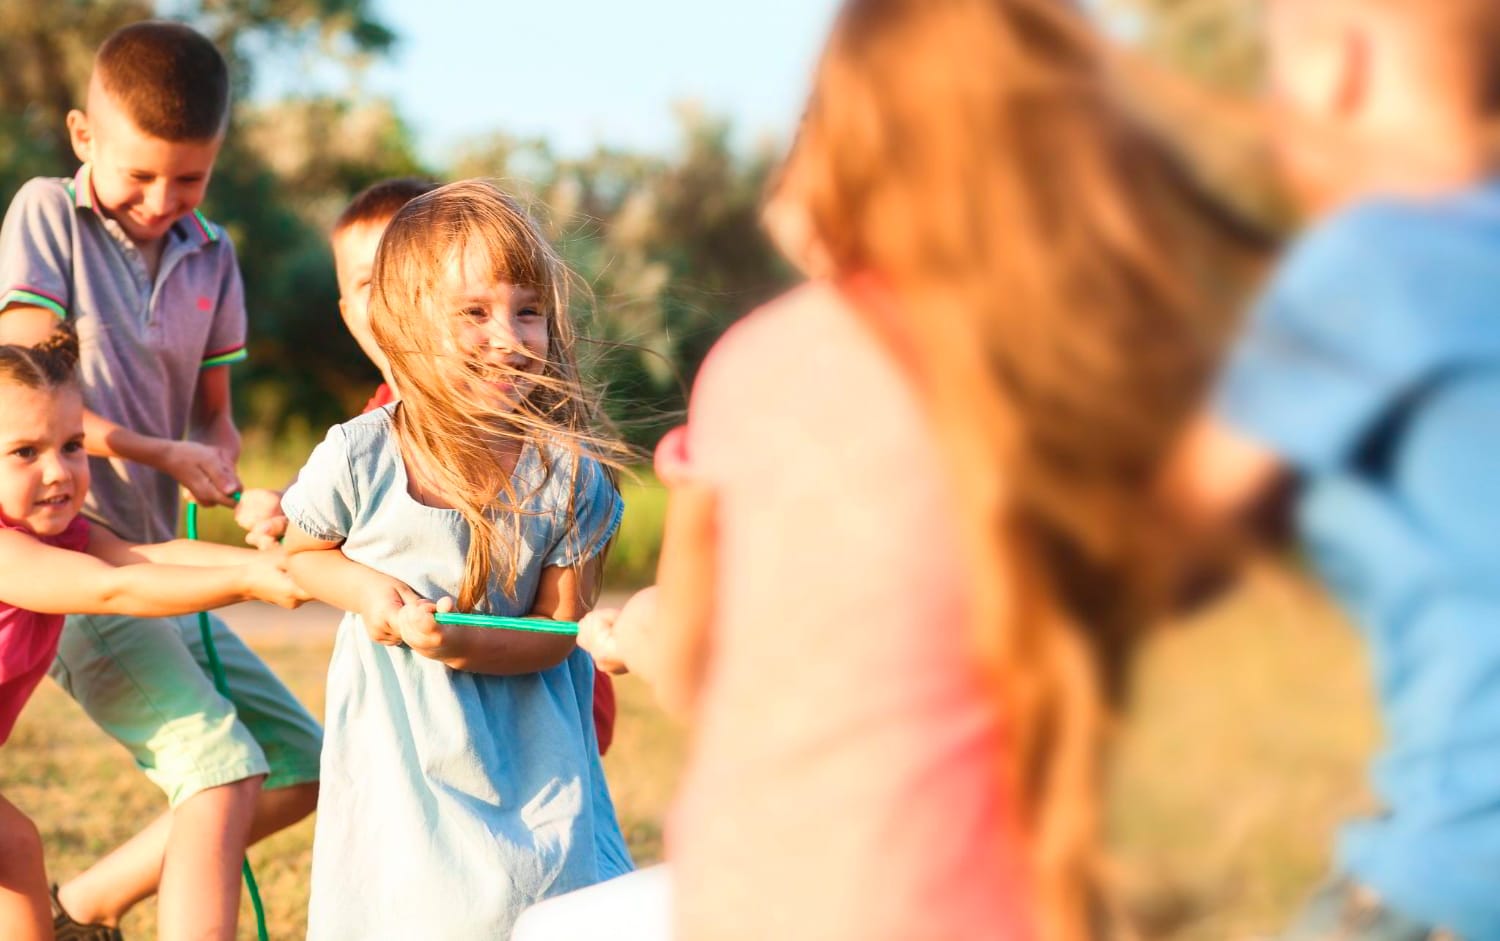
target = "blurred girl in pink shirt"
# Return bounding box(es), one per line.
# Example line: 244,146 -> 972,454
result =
518,1 -> 1265,939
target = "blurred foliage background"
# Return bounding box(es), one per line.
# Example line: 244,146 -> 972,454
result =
0,0 -> 1276,452
0,0 -> 795,452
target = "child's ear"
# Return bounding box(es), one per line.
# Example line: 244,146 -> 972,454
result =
65,110 -> 93,165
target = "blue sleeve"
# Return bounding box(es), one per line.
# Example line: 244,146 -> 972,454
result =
544,455 -> 624,568
1213,206 -> 1427,470
281,424 -> 358,543
0,179 -> 74,320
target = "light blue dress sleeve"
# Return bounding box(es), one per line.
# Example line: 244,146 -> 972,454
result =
543,455 -> 623,568
1214,205 -> 1428,471
281,423 -> 358,543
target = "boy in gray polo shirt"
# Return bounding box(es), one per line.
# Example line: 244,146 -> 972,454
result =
0,21 -> 321,941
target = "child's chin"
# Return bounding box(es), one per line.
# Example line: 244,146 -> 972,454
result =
27,514 -> 72,537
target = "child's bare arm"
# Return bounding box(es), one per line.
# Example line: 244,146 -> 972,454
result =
639,482 -> 716,717
282,522 -> 420,646
577,483 -> 717,719
192,365 -> 241,464
88,526 -> 269,567
0,528 -> 305,616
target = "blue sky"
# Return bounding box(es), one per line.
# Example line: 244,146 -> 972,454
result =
319,0 -> 844,163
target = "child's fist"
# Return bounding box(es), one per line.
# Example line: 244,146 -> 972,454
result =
578,586 -> 658,676
396,596 -> 457,661
577,607 -> 627,675
360,583 -> 424,646
165,440 -> 241,507
235,488 -> 288,549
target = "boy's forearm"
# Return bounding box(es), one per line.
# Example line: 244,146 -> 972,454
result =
85,408 -> 171,467
192,410 -> 242,463
192,365 -> 241,462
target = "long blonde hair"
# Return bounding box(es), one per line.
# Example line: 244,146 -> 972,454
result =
774,1 -> 1269,936
369,180 -> 627,610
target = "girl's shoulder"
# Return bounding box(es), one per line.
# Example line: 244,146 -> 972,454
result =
323,405 -> 400,470
525,440 -> 617,503
0,514 -> 89,551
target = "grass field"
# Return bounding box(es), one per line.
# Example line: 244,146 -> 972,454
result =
4,438 -> 1382,938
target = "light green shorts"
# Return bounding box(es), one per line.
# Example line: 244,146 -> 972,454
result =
48,611 -> 322,806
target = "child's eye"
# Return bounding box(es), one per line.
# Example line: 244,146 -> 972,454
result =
63,440 -> 85,455
10,446 -> 35,460
461,306 -> 489,322
130,172 -> 154,183
517,307 -> 542,320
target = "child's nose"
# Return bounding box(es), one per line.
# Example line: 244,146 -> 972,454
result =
39,452 -> 72,484
483,317 -> 521,351
143,183 -> 171,216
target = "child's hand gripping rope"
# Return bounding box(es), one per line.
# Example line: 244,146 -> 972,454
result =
394,596 -> 461,660
576,586 -> 659,676
362,587 -> 581,660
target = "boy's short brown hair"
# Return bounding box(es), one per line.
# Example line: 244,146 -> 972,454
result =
334,178 -> 441,235
94,20 -> 230,141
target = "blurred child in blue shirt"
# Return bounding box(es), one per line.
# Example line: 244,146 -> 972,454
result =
1168,2 -> 1500,938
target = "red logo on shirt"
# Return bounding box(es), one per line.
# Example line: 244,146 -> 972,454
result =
197,296 -> 213,312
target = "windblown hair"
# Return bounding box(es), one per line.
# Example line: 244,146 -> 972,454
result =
0,323 -> 81,392
773,1 -> 1268,937
369,180 -> 627,611
94,20 -> 230,141
333,178 -> 441,236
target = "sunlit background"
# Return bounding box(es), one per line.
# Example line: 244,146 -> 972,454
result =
0,3 -> 1379,939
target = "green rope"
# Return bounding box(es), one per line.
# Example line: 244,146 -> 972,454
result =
432,612 -> 579,635
185,500 -> 270,941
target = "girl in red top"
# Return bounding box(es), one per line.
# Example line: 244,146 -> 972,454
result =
0,329 -> 307,941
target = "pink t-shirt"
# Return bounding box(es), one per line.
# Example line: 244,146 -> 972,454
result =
0,515 -> 90,744
667,281 -> 1032,940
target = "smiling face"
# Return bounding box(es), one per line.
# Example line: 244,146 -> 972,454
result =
0,382 -> 88,537
67,77 -> 222,246
442,240 -> 551,413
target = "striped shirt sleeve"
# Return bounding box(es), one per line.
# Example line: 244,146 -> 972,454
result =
201,228 -> 248,369
0,179 -> 74,321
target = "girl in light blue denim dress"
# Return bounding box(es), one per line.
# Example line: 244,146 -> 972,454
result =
280,181 -> 634,939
